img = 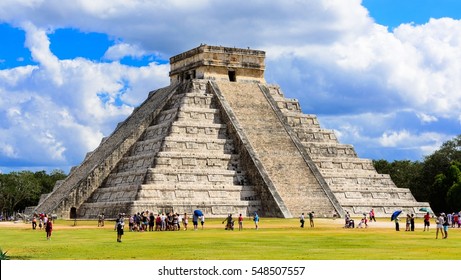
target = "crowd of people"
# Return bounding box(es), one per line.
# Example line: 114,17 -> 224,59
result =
112,211 -> 262,241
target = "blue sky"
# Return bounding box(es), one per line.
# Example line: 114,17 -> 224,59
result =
0,0 -> 460,174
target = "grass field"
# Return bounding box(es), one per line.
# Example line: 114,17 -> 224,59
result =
1,217 -> 460,260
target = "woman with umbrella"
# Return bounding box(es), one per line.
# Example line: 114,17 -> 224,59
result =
193,210 -> 203,231
391,210 -> 402,231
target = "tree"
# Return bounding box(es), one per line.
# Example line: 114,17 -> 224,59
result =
422,135 -> 461,213
0,171 -> 41,215
431,161 -> 461,213
0,170 -> 67,215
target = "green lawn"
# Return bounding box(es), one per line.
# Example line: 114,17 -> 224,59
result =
1,218 -> 460,260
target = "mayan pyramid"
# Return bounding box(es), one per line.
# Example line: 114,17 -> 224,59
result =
28,44 -> 431,219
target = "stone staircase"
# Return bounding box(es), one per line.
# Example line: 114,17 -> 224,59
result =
212,81 -> 339,218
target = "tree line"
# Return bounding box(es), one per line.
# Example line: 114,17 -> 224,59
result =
0,135 -> 460,217
0,170 -> 67,218
373,135 -> 461,214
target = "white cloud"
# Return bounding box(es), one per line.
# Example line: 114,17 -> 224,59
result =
103,42 -> 147,60
417,112 -> 438,123
1,0 -> 461,171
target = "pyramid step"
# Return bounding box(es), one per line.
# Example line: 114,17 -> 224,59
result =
314,157 -> 375,169
303,143 -> 357,158
144,122 -> 173,139
139,182 -> 256,192
180,93 -> 215,108
292,127 -> 338,143
131,137 -> 164,155
162,136 -> 234,153
155,151 -> 238,169
105,169 -> 148,186
283,112 -> 321,128
322,172 -> 391,179
177,107 -> 221,122
116,152 -> 157,172
170,122 -> 227,138
145,168 -> 244,185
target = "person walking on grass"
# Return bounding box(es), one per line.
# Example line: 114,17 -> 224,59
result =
369,208 -> 376,222
309,211 -> 314,228
300,213 -> 305,228
115,213 -> 125,242
201,215 -> 205,230
394,216 -> 400,231
253,212 -> 259,230
45,218 -> 53,240
435,213 -> 445,239
183,213 -> 188,231
442,213 -> 449,239
410,214 -> 415,231
423,212 -> 430,231
238,213 -> 243,231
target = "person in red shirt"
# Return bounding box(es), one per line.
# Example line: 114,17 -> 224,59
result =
45,218 -> 53,240
423,212 -> 430,231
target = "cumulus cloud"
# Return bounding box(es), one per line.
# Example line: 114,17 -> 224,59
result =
0,0 -> 460,171
103,42 -> 147,60
0,22 -> 169,172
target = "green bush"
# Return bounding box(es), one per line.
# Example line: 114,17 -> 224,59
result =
0,248 -> 9,260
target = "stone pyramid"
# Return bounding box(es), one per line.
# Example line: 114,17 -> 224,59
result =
28,45 -> 431,219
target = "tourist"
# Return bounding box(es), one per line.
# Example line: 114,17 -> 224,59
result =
183,213 -> 188,231
423,212 -> 430,231
155,214 -> 161,231
447,212 -> 453,228
43,214 -> 48,231
129,214 -> 134,232
223,214 -> 234,230
357,213 -> 368,228
200,215 -> 205,229
193,212 -> 199,230
141,211 -> 148,231
32,216 -> 37,230
309,211 -> 314,228
435,213 -> 445,239
254,212 -> 259,230
405,214 -> 411,231
177,213 -> 182,231
161,213 -> 166,231
369,208 -> 376,222
148,212 -> 155,231
238,213 -> 243,231
172,213 -> 179,231
98,213 -> 104,227
410,214 -> 415,231
300,213 -> 305,228
45,218 -> 53,240
394,216 -> 400,231
442,213 -> 449,239
115,213 -> 125,242
453,213 -> 459,228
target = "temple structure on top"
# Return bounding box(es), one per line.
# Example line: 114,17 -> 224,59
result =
27,44 -> 431,219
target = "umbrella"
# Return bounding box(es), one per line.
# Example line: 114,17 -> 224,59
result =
193,209 -> 203,217
391,210 -> 402,221
419,207 -> 432,213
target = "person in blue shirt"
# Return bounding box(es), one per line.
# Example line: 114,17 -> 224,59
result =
253,212 -> 259,230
